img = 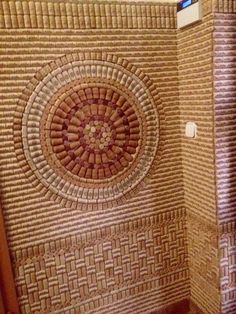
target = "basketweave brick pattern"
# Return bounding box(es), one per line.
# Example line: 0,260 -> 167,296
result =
187,214 -> 219,313
178,14 -> 221,314
214,13 -> 236,313
0,1 -> 188,313
220,232 -> 236,314
13,216 -> 188,313
14,52 -> 159,208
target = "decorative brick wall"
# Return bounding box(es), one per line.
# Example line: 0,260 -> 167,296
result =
0,1 -> 189,313
2,1 -> 236,313
178,5 -> 236,313
213,0 -> 236,12
214,13 -> 236,314
0,1 -> 177,29
178,14 -> 220,314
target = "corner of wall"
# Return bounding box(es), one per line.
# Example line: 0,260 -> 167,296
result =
177,2 -> 221,312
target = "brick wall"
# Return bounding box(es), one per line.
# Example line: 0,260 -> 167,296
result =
214,13 -> 236,314
0,1 -> 189,313
178,14 -> 220,314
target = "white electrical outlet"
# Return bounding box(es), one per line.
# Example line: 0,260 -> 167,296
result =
185,122 -> 197,138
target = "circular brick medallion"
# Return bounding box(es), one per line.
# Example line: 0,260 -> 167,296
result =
14,53 -> 159,208
48,88 -> 140,180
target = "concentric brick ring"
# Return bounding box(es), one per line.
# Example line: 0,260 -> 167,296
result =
40,79 -> 146,190
14,52 -> 160,209
47,87 -> 140,181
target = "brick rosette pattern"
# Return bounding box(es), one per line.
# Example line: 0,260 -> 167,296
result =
13,52 -> 159,209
